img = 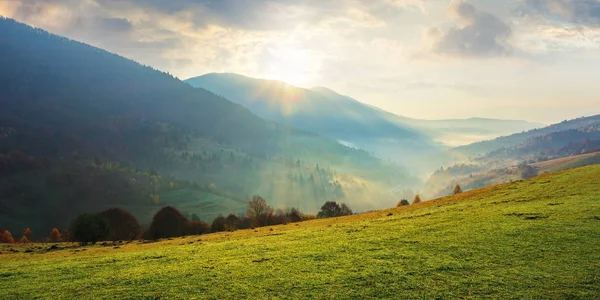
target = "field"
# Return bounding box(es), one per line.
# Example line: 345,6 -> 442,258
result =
1,165 -> 600,299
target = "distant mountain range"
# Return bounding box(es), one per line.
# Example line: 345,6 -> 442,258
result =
186,73 -> 542,172
452,115 -> 600,157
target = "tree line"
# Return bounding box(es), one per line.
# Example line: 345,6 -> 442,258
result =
0,196 -> 354,245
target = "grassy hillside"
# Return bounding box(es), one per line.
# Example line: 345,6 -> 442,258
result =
424,151 -> 600,199
2,165 -> 599,298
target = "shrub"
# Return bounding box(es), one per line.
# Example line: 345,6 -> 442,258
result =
0,230 -> 14,244
212,215 -> 227,233
97,208 -> 142,241
413,195 -> 422,205
453,185 -> 463,195
147,206 -> 189,239
50,228 -> 62,242
69,214 -> 110,245
19,236 -> 30,243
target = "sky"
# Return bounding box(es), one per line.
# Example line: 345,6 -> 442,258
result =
1,0 -> 599,123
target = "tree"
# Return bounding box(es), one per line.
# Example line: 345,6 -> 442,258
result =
317,201 -> 342,218
50,228 -> 62,242
0,230 -> 14,244
147,206 -> 189,239
19,236 -> 30,243
397,199 -> 410,207
97,208 -> 142,241
211,215 -> 227,232
453,184 -> 463,195
285,208 -> 303,223
23,227 -> 32,240
413,195 -> 422,205
69,214 -> 109,245
247,195 -> 273,227
186,220 -> 211,235
340,203 -> 353,216
225,214 -> 240,230
520,164 -> 538,179
190,213 -> 201,222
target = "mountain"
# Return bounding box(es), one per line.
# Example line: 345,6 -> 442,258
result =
186,74 -> 434,158
0,17 -> 414,234
452,115 -> 600,157
185,73 -> 541,173
310,86 -> 543,146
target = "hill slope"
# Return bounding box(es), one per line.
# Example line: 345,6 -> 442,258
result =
2,165 -> 599,298
453,115 -> 600,157
0,17 -> 412,233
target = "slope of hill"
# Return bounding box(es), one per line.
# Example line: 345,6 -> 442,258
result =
453,115 -> 600,157
425,151 -> 600,199
0,17 -> 413,234
2,165 -> 599,298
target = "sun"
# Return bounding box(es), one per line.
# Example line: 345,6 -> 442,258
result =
265,47 -> 312,85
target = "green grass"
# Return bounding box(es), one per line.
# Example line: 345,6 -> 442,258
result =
2,165 -> 600,299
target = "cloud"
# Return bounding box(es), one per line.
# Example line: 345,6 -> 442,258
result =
520,0 -> 600,26
426,0 -> 512,58
513,0 -> 600,52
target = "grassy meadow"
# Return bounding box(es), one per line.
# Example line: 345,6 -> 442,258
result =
1,165 -> 599,299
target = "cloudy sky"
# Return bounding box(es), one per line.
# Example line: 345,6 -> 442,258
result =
1,0 -> 599,123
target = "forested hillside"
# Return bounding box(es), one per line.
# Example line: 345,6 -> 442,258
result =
0,17 -> 413,235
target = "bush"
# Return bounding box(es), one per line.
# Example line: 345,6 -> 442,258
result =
97,208 -> 141,241
69,214 -> 110,245
147,206 -> 189,239
413,195 -> 422,205
19,236 -> 30,243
